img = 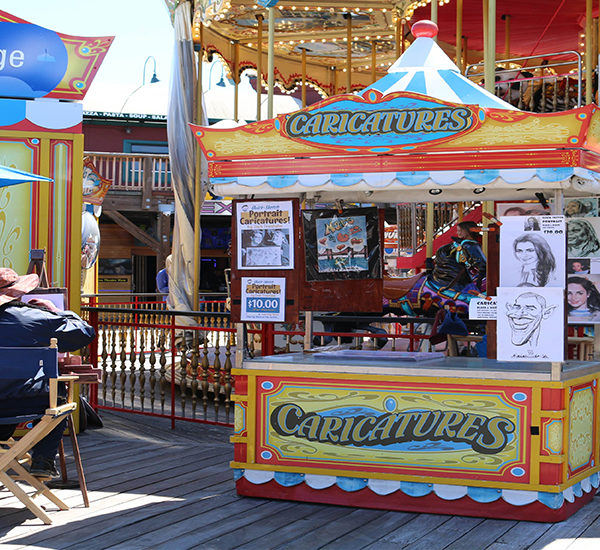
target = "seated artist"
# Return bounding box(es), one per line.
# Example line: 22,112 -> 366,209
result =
0,268 -> 96,477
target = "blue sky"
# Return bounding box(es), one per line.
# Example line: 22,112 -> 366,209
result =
0,0 -> 174,113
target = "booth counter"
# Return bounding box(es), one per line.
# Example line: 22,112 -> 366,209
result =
232,352 -> 600,521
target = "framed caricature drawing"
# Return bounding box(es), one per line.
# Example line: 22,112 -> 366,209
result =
497,287 -> 564,362
499,215 -> 565,288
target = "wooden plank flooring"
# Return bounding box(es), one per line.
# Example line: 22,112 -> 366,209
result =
2,411 -> 600,549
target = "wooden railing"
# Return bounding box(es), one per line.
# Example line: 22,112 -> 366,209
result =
85,152 -> 171,192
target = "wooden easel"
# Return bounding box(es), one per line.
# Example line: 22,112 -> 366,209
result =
26,249 -> 49,287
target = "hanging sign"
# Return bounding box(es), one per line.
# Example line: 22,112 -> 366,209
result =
241,277 -> 286,322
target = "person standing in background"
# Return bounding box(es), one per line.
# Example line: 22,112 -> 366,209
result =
156,255 -> 172,299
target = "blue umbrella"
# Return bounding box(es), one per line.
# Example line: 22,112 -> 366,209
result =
0,165 -> 54,188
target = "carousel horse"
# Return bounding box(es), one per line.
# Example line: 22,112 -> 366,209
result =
384,238 -> 486,316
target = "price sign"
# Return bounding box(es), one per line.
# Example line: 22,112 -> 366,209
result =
241,277 -> 286,322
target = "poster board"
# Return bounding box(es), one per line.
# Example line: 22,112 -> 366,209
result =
301,208 -> 384,312
230,198 -> 301,324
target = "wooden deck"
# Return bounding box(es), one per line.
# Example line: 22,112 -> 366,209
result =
2,411 -> 600,550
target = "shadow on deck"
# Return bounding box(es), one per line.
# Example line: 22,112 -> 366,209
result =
2,411 -> 600,549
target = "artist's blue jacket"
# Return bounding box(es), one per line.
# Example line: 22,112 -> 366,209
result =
0,302 -> 95,352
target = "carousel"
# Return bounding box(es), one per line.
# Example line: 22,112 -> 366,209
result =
192,17 -> 600,522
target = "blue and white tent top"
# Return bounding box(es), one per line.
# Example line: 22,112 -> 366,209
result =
361,22 -> 516,111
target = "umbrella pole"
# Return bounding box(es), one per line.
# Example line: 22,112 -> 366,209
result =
193,23 -> 204,311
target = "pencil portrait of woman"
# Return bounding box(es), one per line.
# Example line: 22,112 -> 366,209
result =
512,233 -> 556,287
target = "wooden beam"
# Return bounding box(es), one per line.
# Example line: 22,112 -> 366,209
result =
141,157 -> 153,209
103,210 -> 161,253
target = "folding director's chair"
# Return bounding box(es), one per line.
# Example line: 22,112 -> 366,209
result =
0,339 -> 77,524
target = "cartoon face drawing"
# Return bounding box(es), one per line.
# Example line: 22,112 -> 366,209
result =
505,292 -> 557,347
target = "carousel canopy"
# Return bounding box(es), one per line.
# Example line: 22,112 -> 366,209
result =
192,22 -> 600,203
189,1 -> 591,96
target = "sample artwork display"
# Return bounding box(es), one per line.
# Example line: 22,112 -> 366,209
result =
566,217 -> 600,258
499,215 -> 566,288
236,200 -> 294,270
303,207 -> 381,281
567,258 -> 591,275
567,274 -> 600,324
564,197 -> 598,218
497,287 -> 564,362
496,203 -> 550,217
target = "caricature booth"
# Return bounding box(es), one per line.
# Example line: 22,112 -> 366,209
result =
194,24 -> 600,522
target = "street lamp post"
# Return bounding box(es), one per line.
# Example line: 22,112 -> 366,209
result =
120,55 -> 161,113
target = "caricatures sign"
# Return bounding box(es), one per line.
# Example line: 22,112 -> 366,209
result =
497,287 -> 564,362
256,375 -> 528,482
499,215 -> 566,288
303,207 -> 381,281
236,200 -> 294,270
241,277 -> 286,322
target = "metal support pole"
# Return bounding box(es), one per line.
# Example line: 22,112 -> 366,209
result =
482,200 -> 493,257
484,0 -> 496,93
426,202 -> 434,258
504,14 -> 510,58
431,0 -> 438,31
233,42 -> 239,121
456,0 -> 463,71
256,14 -> 263,121
346,13 -> 352,93
301,47 -> 307,108
587,0 -> 593,105
371,40 -> 377,83
267,7 -> 275,119
193,23 -> 204,311
396,16 -> 402,58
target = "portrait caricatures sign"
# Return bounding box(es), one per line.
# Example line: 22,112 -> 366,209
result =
241,277 -> 286,322
566,217 -> 600,258
236,200 -> 294,270
497,287 -> 564,362
566,274 -> 600,324
303,207 -> 381,281
499,215 -> 566,288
